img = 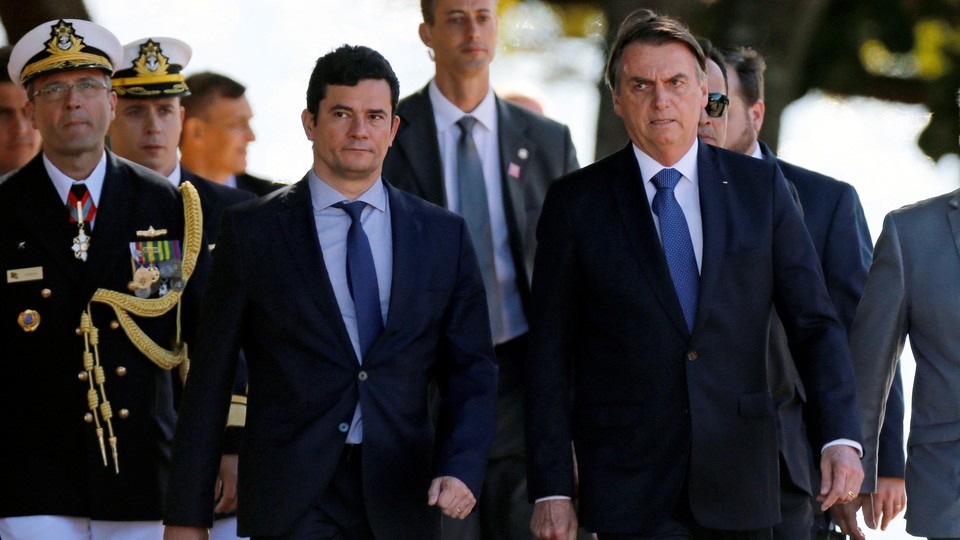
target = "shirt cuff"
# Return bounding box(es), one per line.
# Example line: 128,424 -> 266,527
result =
535,496 -> 572,503
822,438 -> 863,457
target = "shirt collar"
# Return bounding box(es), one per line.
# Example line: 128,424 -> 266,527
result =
166,161 -> 182,187
428,79 -> 497,135
750,141 -> 763,159
632,139 -> 699,186
44,151 -> 108,205
307,169 -> 387,214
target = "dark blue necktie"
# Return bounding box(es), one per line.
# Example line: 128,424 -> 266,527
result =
651,168 -> 699,331
333,201 -> 383,358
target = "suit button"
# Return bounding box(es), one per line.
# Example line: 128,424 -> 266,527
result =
338,422 -> 350,433
358,371 -> 368,381
40,288 -> 52,298
687,351 -> 697,361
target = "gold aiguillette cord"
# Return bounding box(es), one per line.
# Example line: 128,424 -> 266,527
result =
80,312 -> 118,473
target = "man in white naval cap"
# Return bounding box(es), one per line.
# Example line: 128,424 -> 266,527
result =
0,19 -> 210,540
108,36 -> 254,540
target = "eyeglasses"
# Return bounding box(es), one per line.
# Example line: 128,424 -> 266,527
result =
31,80 -> 109,103
705,92 -> 729,118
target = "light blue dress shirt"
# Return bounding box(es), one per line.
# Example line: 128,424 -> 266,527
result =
307,170 -> 393,444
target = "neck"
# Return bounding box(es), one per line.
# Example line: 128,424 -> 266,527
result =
45,148 -> 104,181
434,69 -> 491,113
314,166 -> 380,201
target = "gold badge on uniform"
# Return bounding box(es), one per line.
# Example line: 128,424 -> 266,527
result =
17,309 -> 40,332
128,238 -> 184,298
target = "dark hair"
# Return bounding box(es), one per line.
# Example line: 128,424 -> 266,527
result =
305,44 -> 400,120
421,0 -> 436,24
0,46 -> 12,84
604,9 -> 706,92
723,46 -> 766,106
181,71 -> 246,120
697,38 -> 727,91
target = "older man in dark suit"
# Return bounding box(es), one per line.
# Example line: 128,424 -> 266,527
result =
381,1 -> 578,538
163,44 -> 497,540
524,10 -> 863,539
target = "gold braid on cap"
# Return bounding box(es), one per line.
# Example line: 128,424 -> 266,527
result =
78,181 -> 203,473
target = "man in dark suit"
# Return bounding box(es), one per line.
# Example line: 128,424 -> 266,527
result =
722,46 -> 906,537
0,19 -> 209,539
180,71 -> 283,197
524,10 -> 863,539
0,45 -> 40,177
108,36 -> 254,540
382,1 -> 578,537
163,44 -> 498,540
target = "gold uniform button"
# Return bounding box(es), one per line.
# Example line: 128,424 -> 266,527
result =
84,413 -> 93,423
687,351 -> 698,361
40,288 -> 52,298
115,366 -> 127,377
110,320 -> 120,330
75,327 -> 82,335
78,371 -> 88,382
119,409 -> 129,419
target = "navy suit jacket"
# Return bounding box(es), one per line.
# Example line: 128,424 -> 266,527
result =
164,178 -> 498,538
760,142 -> 905,480
235,172 -> 284,197
524,142 -> 861,533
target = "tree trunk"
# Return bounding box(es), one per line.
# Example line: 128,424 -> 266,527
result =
0,0 -> 90,44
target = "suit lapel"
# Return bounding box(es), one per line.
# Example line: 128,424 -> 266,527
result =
693,141 -> 728,337
81,155 -> 138,298
275,178 -> 358,363
610,144 -> 690,337
378,184 -> 420,352
948,190 -> 960,262
394,87 -> 446,205
496,98 -> 533,243
9,157 -> 83,281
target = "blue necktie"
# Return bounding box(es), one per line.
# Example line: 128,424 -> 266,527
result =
333,201 -> 383,358
651,168 -> 699,331
456,116 -> 504,341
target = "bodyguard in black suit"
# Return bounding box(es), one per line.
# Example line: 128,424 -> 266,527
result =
722,46 -> 906,536
164,45 -> 497,540
0,19 -> 209,539
382,1 -> 578,537
524,11 -> 863,539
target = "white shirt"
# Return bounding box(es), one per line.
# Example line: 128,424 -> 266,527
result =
632,142 -> 703,271
45,152 -> 107,229
428,80 -> 526,344
166,162 -> 182,187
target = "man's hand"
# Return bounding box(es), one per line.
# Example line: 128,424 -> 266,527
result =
832,496 -> 866,540
163,526 -> 208,540
531,499 -> 578,540
214,454 -> 239,514
818,444 -> 864,511
427,476 -> 475,519
871,477 -> 906,530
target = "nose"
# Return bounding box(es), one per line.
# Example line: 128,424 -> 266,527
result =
62,85 -> 82,108
348,116 -> 369,139
465,16 -> 480,39
652,84 -> 669,109
145,111 -> 162,133
14,108 -> 31,133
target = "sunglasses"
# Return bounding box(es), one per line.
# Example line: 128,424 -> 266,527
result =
705,92 -> 729,118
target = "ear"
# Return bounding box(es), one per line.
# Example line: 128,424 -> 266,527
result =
750,100 -> 765,133
301,109 -> 316,141
182,116 -> 203,142
108,91 -> 117,122
419,22 -> 432,49
387,114 -> 400,147
611,88 -> 623,118
178,106 -> 186,125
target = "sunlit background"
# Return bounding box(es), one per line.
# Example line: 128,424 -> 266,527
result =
15,0 -> 959,537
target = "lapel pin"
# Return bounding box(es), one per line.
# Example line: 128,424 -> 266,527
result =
17,241 -> 26,250
508,162 -> 522,179
722,180 -> 729,185
517,148 -> 529,160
